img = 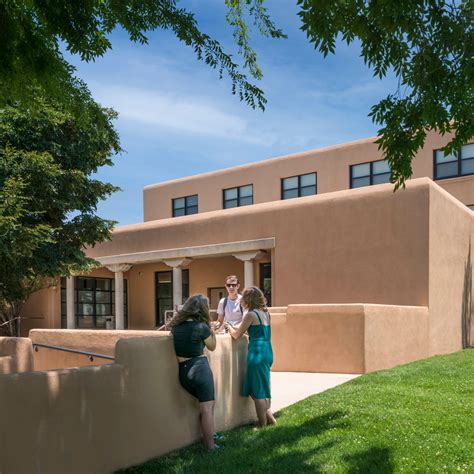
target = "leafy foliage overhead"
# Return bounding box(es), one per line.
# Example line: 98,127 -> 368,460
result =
0,0 -> 285,111
0,85 -> 120,330
298,0 -> 473,187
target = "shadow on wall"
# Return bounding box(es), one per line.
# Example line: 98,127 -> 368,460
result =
0,337 -> 34,374
0,335 -> 255,473
461,242 -> 472,348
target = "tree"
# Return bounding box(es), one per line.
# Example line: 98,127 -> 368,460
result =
0,1 -> 283,336
298,0 -> 473,188
0,0 -> 285,111
0,84 -> 120,336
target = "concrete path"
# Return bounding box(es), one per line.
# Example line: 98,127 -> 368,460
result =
270,372 -> 360,413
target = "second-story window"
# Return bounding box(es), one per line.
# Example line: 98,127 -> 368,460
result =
281,172 -> 317,200
172,194 -> 198,217
350,159 -> 391,188
223,184 -> 253,209
434,144 -> 474,180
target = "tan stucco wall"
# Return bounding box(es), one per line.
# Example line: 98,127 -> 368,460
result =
30,329 -> 169,370
271,304 -> 429,374
144,130 -> 473,220
21,179 -> 473,359
20,285 -> 60,334
0,334 -> 255,473
91,179 -> 433,310
0,337 -> 34,374
436,176 -> 474,207
428,186 -> 473,354
363,305 -> 430,372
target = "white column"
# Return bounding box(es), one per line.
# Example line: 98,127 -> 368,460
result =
66,276 -> 75,329
244,260 -> 254,288
233,251 -> 266,289
173,266 -> 182,311
115,271 -> 125,330
163,258 -> 192,311
106,264 -> 133,330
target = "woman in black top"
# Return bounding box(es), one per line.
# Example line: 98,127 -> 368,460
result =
169,294 -> 218,450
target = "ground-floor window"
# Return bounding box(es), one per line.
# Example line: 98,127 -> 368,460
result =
60,277 -> 128,329
155,270 -> 189,326
260,263 -> 272,307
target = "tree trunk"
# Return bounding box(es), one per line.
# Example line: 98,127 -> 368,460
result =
0,301 -> 23,337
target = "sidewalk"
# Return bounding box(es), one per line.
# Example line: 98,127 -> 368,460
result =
271,372 -> 360,413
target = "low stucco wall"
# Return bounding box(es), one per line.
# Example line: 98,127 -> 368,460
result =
0,335 -> 254,473
271,304 -> 429,374
0,337 -> 34,374
30,329 -> 168,370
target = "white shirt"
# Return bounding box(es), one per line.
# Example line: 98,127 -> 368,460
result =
217,295 -> 244,326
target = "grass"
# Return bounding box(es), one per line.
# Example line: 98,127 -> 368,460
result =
119,349 -> 474,473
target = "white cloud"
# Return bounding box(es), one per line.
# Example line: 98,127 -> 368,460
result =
90,83 -> 275,146
310,79 -> 393,104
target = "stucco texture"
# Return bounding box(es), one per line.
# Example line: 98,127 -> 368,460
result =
21,179 -> 474,361
0,334 -> 254,473
143,130 -> 473,220
271,304 -> 429,373
0,337 -> 34,374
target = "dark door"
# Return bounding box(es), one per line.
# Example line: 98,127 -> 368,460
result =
155,270 -> 189,326
259,263 -> 272,307
208,287 -> 226,310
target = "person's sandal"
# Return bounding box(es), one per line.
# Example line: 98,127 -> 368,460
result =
209,443 -> 224,452
213,432 -> 224,441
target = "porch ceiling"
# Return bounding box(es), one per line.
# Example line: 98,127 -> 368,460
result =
94,237 -> 275,266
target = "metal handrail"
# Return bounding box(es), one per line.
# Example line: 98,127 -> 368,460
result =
32,342 -> 115,362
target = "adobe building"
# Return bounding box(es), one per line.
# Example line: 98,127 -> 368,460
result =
21,130 -> 474,359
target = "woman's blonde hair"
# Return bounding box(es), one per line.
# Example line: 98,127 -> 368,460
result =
168,294 -> 210,328
241,286 -> 267,312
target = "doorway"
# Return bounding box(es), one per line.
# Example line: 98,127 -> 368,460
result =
208,287 -> 226,310
259,263 -> 272,307
155,270 -> 189,326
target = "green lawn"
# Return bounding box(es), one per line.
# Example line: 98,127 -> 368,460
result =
120,349 -> 474,473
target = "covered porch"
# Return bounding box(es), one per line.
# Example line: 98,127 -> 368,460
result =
63,238 -> 274,330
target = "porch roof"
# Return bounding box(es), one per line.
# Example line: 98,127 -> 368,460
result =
94,237 -> 275,266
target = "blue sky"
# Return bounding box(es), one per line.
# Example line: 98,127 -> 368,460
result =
66,1 -> 397,225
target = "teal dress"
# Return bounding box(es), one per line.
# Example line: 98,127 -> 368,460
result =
242,309 -> 273,399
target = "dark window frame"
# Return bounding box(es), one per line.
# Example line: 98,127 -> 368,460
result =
433,144 -> 474,181
259,262 -> 272,307
281,172 -> 317,200
350,159 -> 391,189
172,194 -> 198,217
223,184 -> 254,209
60,276 -> 128,329
155,269 -> 190,326
467,204 -> 474,211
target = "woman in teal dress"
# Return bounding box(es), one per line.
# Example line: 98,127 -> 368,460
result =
226,286 -> 276,427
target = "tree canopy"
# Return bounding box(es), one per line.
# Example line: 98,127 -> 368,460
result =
298,0 -> 473,187
1,2 -> 472,186
0,85 -> 120,335
0,0 -> 285,111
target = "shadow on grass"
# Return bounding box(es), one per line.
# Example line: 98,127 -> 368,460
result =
344,447 -> 393,473
120,410 -> 393,473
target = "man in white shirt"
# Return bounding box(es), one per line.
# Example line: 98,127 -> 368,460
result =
215,275 -> 244,331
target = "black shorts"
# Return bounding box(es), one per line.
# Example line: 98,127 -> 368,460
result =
178,356 -> 215,403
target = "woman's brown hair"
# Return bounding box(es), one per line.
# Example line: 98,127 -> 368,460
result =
241,286 -> 268,312
168,294 -> 211,328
